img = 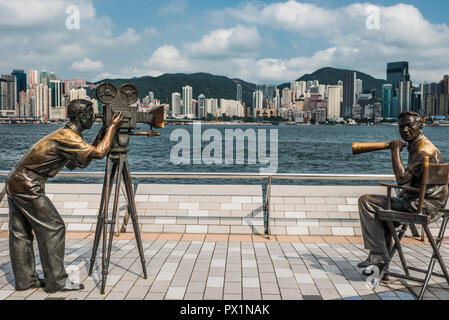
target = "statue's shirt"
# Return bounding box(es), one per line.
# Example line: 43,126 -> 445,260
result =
18,123 -> 94,179
402,134 -> 448,214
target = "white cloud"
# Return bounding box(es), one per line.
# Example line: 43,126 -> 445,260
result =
71,58 -> 103,71
212,1 -> 449,82
187,25 -> 261,59
144,45 -> 191,74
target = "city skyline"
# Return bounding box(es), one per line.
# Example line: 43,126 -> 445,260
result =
1,1 -> 449,84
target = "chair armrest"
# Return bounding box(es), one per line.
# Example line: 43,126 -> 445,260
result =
380,183 -> 420,193
378,209 -> 430,225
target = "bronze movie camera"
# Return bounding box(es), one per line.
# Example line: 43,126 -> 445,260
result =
95,82 -> 164,138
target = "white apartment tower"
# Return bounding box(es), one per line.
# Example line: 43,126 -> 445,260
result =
182,85 -> 193,116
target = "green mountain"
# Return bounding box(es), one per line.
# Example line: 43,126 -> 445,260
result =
90,67 -> 387,108
91,72 -> 256,107
278,67 -> 388,95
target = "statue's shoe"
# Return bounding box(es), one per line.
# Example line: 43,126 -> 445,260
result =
357,258 -> 372,268
16,278 -> 45,291
43,282 -> 84,293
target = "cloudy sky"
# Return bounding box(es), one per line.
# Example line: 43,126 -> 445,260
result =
1,0 -> 449,85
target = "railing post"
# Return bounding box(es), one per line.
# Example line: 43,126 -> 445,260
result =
264,175 -> 272,239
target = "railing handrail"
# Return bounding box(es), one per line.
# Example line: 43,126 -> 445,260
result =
0,170 -> 396,181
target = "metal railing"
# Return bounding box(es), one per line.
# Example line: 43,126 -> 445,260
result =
0,171 -> 396,236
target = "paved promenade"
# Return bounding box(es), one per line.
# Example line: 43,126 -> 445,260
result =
0,232 -> 448,300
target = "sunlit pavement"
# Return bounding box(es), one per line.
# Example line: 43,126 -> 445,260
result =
0,232 -> 448,300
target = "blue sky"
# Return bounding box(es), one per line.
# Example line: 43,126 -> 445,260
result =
1,0 -> 449,85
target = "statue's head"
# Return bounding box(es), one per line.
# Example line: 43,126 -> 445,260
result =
398,111 -> 425,142
67,99 -> 94,130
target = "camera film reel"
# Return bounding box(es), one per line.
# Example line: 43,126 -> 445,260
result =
96,83 -> 118,104
118,84 -> 138,105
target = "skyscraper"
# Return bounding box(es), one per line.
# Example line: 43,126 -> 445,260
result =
39,70 -> 49,86
49,80 -> 63,108
387,61 -> 411,117
355,79 -> 363,96
343,71 -> 356,117
0,75 -> 16,116
11,69 -> 26,105
29,69 -> 38,87
171,92 -> 181,116
381,84 -> 393,118
198,94 -> 206,118
236,83 -> 242,103
252,90 -> 263,110
182,85 -> 193,116
327,85 -> 342,119
281,88 -> 291,106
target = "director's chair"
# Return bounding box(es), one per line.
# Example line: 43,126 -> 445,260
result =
376,156 -> 449,300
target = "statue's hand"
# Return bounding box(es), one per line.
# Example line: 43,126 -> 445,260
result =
110,112 -> 124,128
389,139 -> 404,152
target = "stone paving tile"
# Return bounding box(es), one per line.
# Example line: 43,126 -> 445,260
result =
1,237 -> 448,300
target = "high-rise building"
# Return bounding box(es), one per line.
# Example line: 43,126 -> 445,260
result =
35,83 -> 51,119
149,91 -> 155,103
281,88 -> 291,106
236,83 -> 242,103
387,61 -> 411,117
29,69 -> 38,88
11,69 -> 26,105
411,87 -> 422,114
171,92 -> 181,116
327,85 -> 342,119
381,84 -> 393,118
355,79 -> 363,96
182,85 -> 193,116
439,75 -> 449,115
0,75 -> 16,116
39,70 -> 49,86
343,71 -> 356,117
49,80 -> 63,108
252,90 -> 263,110
422,82 -> 440,116
49,72 -> 57,81
198,94 -> 206,118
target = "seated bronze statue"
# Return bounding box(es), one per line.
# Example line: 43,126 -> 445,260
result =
5,99 -> 123,293
357,112 -> 448,273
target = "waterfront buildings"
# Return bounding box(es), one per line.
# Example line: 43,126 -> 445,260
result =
252,90 -> 263,110
343,71 -> 356,118
171,92 -> 182,117
327,85 -> 342,119
0,75 -> 16,116
386,61 -> 411,117
198,94 -> 206,118
236,83 -> 242,103
182,85 -> 193,117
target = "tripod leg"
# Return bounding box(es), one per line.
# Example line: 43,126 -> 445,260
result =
99,157 -> 117,294
89,155 -> 117,275
102,154 -> 125,293
122,159 -> 147,279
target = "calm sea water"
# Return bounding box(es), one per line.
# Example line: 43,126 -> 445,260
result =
1,123 -> 448,185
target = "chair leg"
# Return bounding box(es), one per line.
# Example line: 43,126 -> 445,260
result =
409,224 -> 420,238
420,225 -> 449,299
387,221 -> 409,276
